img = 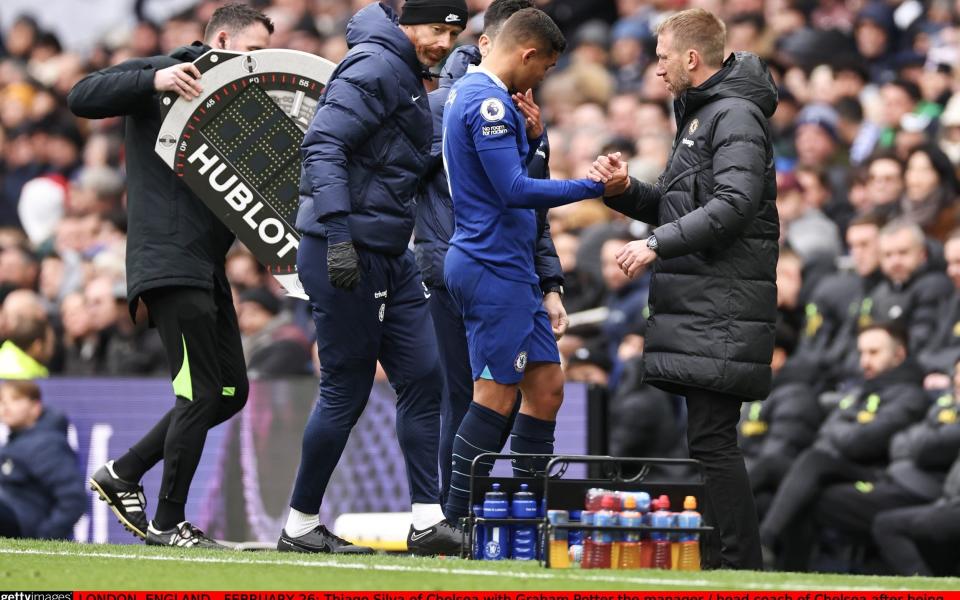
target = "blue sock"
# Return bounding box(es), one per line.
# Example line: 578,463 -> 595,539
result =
509,412 -> 556,477
444,402 -> 509,522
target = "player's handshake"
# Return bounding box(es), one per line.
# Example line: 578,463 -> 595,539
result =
587,152 -> 630,197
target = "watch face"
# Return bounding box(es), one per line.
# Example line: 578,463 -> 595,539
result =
155,49 -> 336,299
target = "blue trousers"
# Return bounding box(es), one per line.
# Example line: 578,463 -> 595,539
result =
290,236 -> 443,513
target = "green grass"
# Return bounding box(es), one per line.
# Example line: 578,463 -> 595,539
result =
1,539 -> 959,590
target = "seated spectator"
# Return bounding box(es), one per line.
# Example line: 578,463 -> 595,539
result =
237,287 -> 311,378
759,323 -> 929,567
872,450 -> 960,576
607,320 -> 685,462
776,172 -> 842,265
917,229 -> 960,389
598,235 -> 648,370
867,220 -> 952,354
798,212 -> 883,376
564,339 -> 612,387
814,357 -> 960,557
899,144 -> 960,243
863,151 -> 905,221
0,314 -> 52,379
740,321 -> 823,518
0,380 -> 85,539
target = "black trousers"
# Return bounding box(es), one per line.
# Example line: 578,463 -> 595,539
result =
872,500 -> 960,576
816,478 -> 929,538
0,495 -> 21,538
685,388 -> 762,570
760,447 -> 877,546
128,284 -> 249,504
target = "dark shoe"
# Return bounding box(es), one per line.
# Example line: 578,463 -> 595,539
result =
89,460 -> 148,539
407,520 -> 463,556
277,525 -> 375,554
145,521 -> 228,549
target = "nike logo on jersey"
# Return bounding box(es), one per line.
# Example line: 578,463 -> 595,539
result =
412,95 -> 422,102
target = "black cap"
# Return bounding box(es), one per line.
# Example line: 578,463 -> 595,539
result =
399,0 -> 468,28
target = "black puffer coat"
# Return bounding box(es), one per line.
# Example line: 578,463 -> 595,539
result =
606,52 -> 779,400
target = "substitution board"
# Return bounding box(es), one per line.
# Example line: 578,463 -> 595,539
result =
155,49 -> 336,299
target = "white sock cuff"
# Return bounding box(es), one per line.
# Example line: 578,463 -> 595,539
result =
411,503 -> 446,530
285,508 -> 320,538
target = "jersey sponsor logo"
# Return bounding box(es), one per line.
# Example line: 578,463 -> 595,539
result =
482,124 -> 509,137
445,13 -> 462,23
514,350 -> 528,373
480,97 -> 506,122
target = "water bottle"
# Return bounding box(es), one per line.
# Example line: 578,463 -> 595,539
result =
602,494 -> 622,569
482,483 -> 510,559
676,495 -> 702,571
547,510 -> 570,568
640,497 -> 658,568
651,494 -> 672,569
580,510 -> 598,568
568,510 -> 584,547
472,503 -> 485,560
511,484 -> 538,560
589,504 -> 616,569
617,508 -> 643,569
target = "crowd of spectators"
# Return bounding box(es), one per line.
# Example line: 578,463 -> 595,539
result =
2,0 -> 960,573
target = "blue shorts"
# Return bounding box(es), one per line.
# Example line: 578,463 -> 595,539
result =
444,247 -> 560,384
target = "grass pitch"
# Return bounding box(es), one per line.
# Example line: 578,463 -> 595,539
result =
1,539 -> 959,590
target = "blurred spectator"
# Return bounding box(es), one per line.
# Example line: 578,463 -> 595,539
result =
0,313 -> 51,379
777,173 -> 841,264
899,144 -> 960,242
872,451 -> 960,576
759,323 -> 929,568
598,235 -> 648,372
865,151 -> 906,221
815,358 -> 960,557
238,287 -> 311,377
0,244 -> 38,299
740,320 -> 822,519
0,379 -> 85,539
564,339 -> 612,386
918,231 -> 960,388
607,319 -> 685,463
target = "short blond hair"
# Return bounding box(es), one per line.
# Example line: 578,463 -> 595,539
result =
657,8 -> 727,68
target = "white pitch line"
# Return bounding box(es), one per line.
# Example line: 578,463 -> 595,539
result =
0,548 -> 952,591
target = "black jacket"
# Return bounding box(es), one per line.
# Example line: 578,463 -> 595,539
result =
0,408 -> 86,539
68,43 -> 235,316
413,46 -> 562,292
740,357 -> 824,464
886,392 -> 960,501
917,292 -> 960,375
867,267 -> 953,353
605,52 -> 779,400
815,360 -> 929,466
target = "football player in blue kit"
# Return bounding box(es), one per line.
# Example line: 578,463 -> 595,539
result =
440,7 -> 626,521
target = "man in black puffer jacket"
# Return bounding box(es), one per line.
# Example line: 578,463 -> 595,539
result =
287,0 -> 466,556
590,8 -> 778,569
68,4 -> 273,549
759,323 -> 929,567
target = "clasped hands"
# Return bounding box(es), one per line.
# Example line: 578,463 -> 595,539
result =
588,153 -> 656,278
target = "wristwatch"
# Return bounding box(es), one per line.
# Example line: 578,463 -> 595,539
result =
545,285 -> 565,298
646,235 -> 659,255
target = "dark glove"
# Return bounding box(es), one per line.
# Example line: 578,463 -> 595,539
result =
327,241 -> 361,290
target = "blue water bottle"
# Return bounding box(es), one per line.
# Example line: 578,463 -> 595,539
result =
482,483 -> 510,559
568,510 -> 584,547
511,483 -> 538,560
472,503 -> 485,559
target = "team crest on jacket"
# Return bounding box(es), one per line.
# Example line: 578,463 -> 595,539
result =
689,118 -> 699,134
514,350 -> 528,372
481,98 -> 506,122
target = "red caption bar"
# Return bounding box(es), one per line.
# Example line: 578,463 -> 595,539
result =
68,592 -> 960,600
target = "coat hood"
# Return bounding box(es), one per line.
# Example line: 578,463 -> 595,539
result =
8,406 -> 68,441
678,51 -> 778,122
170,42 -> 210,62
862,358 -> 925,394
346,3 -> 421,75
439,45 -> 481,88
